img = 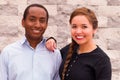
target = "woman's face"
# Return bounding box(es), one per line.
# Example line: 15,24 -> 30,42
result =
71,15 -> 97,46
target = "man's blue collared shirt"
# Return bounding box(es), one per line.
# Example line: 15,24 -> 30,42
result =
0,37 -> 62,80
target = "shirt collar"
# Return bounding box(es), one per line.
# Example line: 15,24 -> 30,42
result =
20,36 -> 46,47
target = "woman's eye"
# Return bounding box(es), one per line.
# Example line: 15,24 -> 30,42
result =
71,25 -> 77,28
83,25 -> 88,29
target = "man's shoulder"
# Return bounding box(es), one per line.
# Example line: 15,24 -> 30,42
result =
2,40 -> 21,52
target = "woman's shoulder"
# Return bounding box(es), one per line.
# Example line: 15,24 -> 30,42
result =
95,46 -> 110,60
60,44 -> 70,52
60,44 -> 70,59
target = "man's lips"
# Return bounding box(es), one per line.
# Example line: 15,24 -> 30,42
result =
32,29 -> 41,33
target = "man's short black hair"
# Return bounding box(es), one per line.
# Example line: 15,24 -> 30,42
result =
23,4 -> 49,23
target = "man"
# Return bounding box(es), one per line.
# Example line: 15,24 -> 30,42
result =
0,4 -> 62,80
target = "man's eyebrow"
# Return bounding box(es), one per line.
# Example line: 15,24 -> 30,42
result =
40,17 -> 46,19
29,16 -> 46,20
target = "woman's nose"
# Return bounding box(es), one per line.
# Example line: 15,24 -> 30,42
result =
76,28 -> 82,33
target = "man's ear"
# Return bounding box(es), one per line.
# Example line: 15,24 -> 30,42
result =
22,19 -> 25,28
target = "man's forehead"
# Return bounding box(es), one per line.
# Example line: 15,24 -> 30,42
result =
27,7 -> 47,17
28,6 -> 46,13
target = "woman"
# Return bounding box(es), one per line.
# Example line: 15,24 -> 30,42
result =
46,7 -> 111,80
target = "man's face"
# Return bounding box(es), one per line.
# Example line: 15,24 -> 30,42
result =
22,6 -> 48,41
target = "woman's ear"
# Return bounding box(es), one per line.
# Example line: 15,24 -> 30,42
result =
93,28 -> 97,34
93,28 -> 98,37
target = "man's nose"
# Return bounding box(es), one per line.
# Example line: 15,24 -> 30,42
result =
35,20 -> 41,27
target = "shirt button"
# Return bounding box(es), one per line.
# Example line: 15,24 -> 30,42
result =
68,69 -> 70,72
66,73 -> 69,76
76,56 -> 78,59
73,60 -> 76,63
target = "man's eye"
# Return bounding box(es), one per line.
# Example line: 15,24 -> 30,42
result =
30,18 -> 35,22
39,19 -> 46,23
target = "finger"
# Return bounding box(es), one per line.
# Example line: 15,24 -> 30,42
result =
46,42 -> 52,51
53,42 -> 57,49
51,42 -> 55,52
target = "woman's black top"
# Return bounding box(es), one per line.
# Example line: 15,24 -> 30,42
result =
59,44 -> 111,80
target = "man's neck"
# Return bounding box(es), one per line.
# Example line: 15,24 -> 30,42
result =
26,37 -> 42,49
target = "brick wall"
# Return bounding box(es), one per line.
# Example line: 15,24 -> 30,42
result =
0,0 -> 120,79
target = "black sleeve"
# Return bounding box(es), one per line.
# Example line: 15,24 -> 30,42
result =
95,56 -> 112,80
46,37 -> 57,43
60,44 -> 70,59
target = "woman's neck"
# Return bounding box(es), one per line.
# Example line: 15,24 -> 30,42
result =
77,41 -> 97,54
